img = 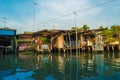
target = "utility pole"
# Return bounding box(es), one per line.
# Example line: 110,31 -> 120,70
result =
32,0 -> 37,32
73,11 -> 78,55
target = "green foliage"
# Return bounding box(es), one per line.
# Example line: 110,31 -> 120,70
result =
81,24 -> 90,30
99,26 -> 104,29
71,27 -> 77,30
102,29 -> 112,41
24,31 -> 33,34
101,25 -> 120,42
102,29 -> 112,35
71,24 -> 120,43
41,37 -> 50,44
71,24 -> 90,30
110,25 -> 120,34
98,26 -> 108,30
20,51 -> 33,55
71,27 -> 82,30
16,40 -> 33,42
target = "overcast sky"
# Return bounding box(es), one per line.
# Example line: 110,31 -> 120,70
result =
0,0 -> 120,33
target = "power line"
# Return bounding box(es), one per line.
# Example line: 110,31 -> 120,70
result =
76,0 -> 118,14
32,0 -> 118,27
32,0 -> 37,32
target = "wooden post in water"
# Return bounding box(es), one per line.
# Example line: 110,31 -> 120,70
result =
68,33 -> 72,53
83,47 -> 85,53
80,33 -> 83,53
119,45 -> 120,52
111,45 -> 114,52
65,32 -> 68,53
107,46 -> 109,52
116,45 -> 119,52
50,36 -> 53,52
88,46 -> 90,52
92,46 -> 95,52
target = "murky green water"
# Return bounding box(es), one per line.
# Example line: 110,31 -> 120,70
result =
0,52 -> 120,80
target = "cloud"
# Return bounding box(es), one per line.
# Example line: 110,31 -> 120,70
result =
1,0 -> 119,33
34,0 -> 102,30
36,0 -> 92,18
34,0 -> 120,31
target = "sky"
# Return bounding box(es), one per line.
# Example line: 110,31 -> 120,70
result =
0,0 -> 120,33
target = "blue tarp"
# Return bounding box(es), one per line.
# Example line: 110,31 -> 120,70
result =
0,30 -> 16,36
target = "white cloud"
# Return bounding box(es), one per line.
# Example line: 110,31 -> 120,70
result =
3,0 -> 119,33
33,0 -> 102,30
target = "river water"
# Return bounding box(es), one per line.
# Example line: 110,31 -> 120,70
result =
0,52 -> 120,80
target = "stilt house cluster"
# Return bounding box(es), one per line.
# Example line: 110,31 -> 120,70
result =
1,28 -> 120,53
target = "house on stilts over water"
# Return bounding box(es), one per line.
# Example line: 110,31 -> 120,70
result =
33,28 -> 106,53
0,28 -> 16,53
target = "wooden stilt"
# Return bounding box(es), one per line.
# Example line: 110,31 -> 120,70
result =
81,47 -> 83,52
58,49 -> 60,53
50,37 -> 53,52
92,46 -> 95,52
78,47 -> 80,54
119,45 -> 120,52
88,46 -> 90,52
112,45 -> 114,52
80,33 -> 83,53
65,32 -> 68,54
107,46 -> 109,52
63,48 -> 66,53
116,45 -> 119,52
83,47 -> 85,53
68,33 -> 72,54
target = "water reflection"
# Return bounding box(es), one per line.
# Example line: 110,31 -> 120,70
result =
0,52 -> 120,80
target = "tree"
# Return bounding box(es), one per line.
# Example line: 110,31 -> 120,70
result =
110,25 -> 120,33
71,27 -> 78,30
41,37 -> 50,44
110,25 -> 120,39
99,26 -> 104,29
71,27 -> 82,30
82,24 -> 90,30
102,29 -> 112,42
